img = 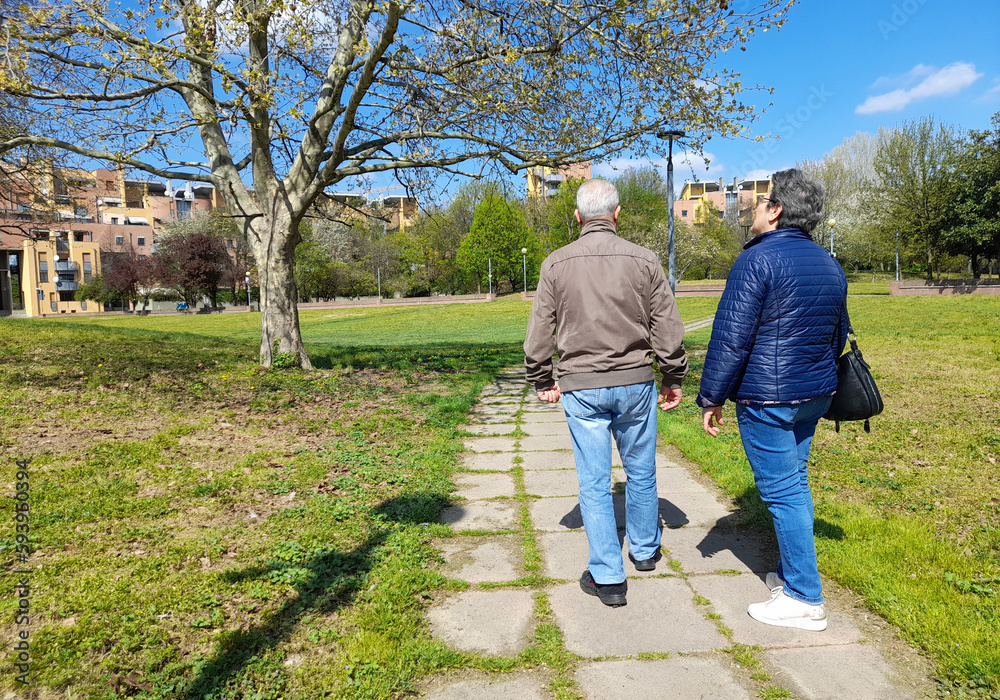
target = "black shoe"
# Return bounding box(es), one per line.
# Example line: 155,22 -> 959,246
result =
580,569 -> 627,607
629,548 -> 662,572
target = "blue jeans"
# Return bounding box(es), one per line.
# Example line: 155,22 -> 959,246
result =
735,396 -> 833,606
561,381 -> 659,584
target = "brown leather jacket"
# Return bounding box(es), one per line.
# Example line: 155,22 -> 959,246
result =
524,219 -> 688,393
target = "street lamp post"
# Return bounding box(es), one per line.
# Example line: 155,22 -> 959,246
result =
895,230 -> 900,281
521,247 -> 528,294
656,129 -> 686,294
828,218 -> 837,258
488,256 -> 493,296
245,274 -> 252,311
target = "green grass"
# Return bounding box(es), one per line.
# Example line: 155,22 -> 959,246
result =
4,292 -> 999,696
661,295 -> 1000,694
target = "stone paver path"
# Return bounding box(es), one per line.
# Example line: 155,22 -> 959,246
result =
421,321 -> 933,698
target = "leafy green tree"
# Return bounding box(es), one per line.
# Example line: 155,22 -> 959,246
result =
541,177 -> 586,252
457,194 -> 540,293
2,0 -> 792,366
614,168 -> 670,250
943,113 -> 1000,278
875,116 -> 959,279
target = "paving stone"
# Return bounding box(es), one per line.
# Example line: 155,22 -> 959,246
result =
427,589 -> 535,656
688,574 -> 862,648
519,412 -> 567,424
519,434 -> 574,452
479,396 -> 522,405
519,422 -> 569,437
522,469 -> 578,497
576,658 -> 753,700
436,536 -> 523,583
420,676 -> 548,700
461,452 -> 515,472
521,404 -> 563,413
441,500 -> 519,532
474,413 -> 521,424
520,451 -> 577,470
659,526 -> 773,574
460,423 -> 518,436
454,472 -> 517,500
473,405 -> 520,417
549,578 -> 726,657
537,531 -> 665,580
528,496 -> 585,531
765,645 -> 916,700
463,437 -> 518,453
655,490 -> 736,528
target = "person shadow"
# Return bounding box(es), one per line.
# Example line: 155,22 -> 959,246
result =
694,484 -> 846,584
558,487 -> 690,549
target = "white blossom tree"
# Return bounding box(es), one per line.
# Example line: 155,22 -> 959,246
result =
2,0 -> 792,366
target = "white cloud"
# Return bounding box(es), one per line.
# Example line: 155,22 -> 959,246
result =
743,169 -> 772,180
856,62 -> 983,114
977,77 -> 1000,103
592,151 -> 724,179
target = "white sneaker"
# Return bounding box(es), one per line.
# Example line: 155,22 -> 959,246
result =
748,589 -> 827,631
765,571 -> 785,592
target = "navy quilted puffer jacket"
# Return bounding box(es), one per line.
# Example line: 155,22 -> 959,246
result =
696,228 -> 849,407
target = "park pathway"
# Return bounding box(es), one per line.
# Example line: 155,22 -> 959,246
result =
418,317 -> 932,699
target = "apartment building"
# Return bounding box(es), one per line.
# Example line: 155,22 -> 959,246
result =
674,177 -> 771,227
0,163 -> 224,316
525,162 -> 592,199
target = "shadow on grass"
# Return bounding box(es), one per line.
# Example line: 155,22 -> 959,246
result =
182,492 -> 445,700
308,342 -> 524,374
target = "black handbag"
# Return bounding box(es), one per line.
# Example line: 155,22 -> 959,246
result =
824,324 -> 884,432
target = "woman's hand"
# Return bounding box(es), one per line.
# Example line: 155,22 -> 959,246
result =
702,406 -> 725,437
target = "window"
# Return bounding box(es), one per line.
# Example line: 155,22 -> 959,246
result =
38,254 -> 48,283
681,209 -> 688,217
115,235 -> 124,245
176,200 -> 192,219
111,217 -> 119,225
137,237 -> 146,246
83,253 -> 92,283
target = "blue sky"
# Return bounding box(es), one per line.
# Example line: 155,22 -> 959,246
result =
592,0 -> 1000,186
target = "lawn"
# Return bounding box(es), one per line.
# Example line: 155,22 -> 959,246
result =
2,293 -> 998,697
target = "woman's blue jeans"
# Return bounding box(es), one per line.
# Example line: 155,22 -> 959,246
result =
735,396 -> 832,605
561,381 -> 659,584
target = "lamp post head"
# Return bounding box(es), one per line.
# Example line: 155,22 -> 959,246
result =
656,129 -> 686,141
521,248 -> 527,255
828,218 -> 837,227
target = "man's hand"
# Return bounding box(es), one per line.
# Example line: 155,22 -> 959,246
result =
537,382 -> 561,403
658,386 -> 682,411
702,406 -> 724,437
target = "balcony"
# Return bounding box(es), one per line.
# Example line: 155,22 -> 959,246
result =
55,278 -> 79,292
55,238 -> 70,252
544,172 -> 564,184
55,260 -> 79,272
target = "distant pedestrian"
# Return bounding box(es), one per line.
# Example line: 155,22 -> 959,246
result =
697,168 -> 848,631
524,178 -> 688,607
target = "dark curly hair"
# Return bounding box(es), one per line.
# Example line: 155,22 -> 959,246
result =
770,168 -> 825,234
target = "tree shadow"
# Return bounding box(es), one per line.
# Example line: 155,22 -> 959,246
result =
182,492 -> 443,700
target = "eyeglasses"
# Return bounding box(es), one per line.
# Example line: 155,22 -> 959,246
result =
756,196 -> 776,206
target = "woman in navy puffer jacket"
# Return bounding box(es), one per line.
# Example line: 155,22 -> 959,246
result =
697,168 -> 848,632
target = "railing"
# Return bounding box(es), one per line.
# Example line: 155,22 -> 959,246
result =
55,238 -> 70,252
55,260 -> 79,272
55,278 -> 79,291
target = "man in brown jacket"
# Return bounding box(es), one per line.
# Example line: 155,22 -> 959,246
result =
524,178 -> 687,607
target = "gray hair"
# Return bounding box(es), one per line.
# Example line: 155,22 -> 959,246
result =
576,179 -> 619,221
770,168 -> 825,234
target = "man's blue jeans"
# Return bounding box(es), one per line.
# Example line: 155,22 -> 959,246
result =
735,396 -> 833,606
561,381 -> 659,584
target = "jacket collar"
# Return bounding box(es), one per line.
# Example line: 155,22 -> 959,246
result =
580,219 -> 618,237
743,227 -> 813,250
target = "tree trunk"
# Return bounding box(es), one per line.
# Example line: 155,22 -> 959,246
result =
926,242 -> 934,280
251,216 -> 313,369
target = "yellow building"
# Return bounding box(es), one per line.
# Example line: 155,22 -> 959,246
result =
675,177 -> 771,226
525,162 -> 593,199
21,231 -> 102,317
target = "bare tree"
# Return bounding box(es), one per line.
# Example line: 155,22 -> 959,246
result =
1,0 -> 792,366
